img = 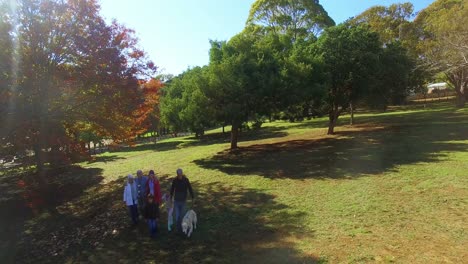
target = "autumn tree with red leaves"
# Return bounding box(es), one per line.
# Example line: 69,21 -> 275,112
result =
0,0 -> 158,174
131,78 -> 162,138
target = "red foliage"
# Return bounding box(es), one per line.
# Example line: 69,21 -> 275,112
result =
1,0 -> 160,168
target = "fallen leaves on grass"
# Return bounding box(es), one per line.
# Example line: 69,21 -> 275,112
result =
17,179 -> 127,262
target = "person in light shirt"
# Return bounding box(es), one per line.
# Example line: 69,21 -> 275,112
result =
123,174 -> 138,225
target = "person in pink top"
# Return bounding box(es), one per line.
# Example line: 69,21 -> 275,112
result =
145,170 -> 162,204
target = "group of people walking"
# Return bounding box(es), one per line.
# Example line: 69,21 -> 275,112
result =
123,168 -> 195,238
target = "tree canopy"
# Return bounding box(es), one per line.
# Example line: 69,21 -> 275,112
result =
0,0 -> 158,171
351,3 -> 415,45
206,33 -> 284,149
160,66 -> 214,137
414,0 -> 468,107
313,23 -> 383,134
246,0 -> 335,40
160,1 -> 430,149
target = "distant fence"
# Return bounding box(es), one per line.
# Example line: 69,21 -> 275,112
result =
408,91 -> 456,101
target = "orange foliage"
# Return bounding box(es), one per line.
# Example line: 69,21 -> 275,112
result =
130,78 -> 163,136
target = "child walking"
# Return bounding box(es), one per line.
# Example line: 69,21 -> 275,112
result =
144,194 -> 160,238
162,192 -> 174,231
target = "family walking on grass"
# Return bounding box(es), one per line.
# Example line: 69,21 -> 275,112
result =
123,168 -> 195,238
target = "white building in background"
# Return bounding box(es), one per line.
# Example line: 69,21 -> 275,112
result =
427,82 -> 449,94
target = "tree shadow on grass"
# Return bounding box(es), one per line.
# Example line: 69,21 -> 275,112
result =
286,102 -> 463,131
85,155 -> 125,164
0,166 -> 104,215
185,126 -> 289,147
108,126 -> 289,154
281,118 -> 330,131
110,140 -> 185,153
193,110 -> 468,180
0,165 -> 104,263
15,178 -> 319,263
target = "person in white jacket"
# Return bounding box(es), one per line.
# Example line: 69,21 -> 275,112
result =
123,174 -> 139,225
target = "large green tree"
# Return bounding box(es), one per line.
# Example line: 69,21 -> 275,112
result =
351,3 -> 428,108
207,32 -> 282,149
160,75 -> 186,134
366,42 -> 415,109
277,36 -> 326,121
160,67 -> 215,137
179,67 -> 216,137
351,3 -> 415,45
246,0 -> 335,41
245,0 -> 333,122
314,24 -> 382,134
415,0 -> 468,107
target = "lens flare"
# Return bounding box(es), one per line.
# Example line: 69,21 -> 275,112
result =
4,0 -> 20,138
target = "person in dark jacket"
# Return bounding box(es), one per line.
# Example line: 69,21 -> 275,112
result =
144,194 -> 160,238
170,168 -> 194,232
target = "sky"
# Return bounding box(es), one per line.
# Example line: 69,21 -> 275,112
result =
98,0 -> 435,76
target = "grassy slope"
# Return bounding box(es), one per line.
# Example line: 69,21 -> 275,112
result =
3,102 -> 467,263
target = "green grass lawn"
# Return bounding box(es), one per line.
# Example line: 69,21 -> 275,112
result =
1,102 -> 467,263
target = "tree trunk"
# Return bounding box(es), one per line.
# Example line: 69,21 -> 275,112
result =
222,126 -> 225,134
423,92 -> 427,108
33,143 -> 48,189
327,119 -> 335,135
230,121 -> 239,150
447,70 -> 466,108
327,112 -> 337,135
50,145 -> 62,168
349,102 -> 354,126
33,144 -> 45,173
80,141 -> 86,152
456,92 -> 466,107
454,82 -> 466,107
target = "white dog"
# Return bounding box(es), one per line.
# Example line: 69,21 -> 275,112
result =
181,209 -> 197,237
162,193 -> 174,231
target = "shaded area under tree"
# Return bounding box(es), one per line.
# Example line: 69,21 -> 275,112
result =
7,177 -> 318,263
194,108 -> 468,180
0,166 -> 104,263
